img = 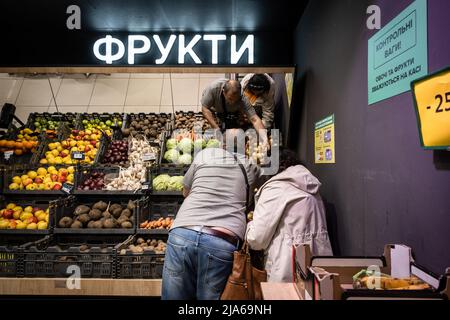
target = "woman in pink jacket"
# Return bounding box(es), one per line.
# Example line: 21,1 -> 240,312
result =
247,150 -> 333,282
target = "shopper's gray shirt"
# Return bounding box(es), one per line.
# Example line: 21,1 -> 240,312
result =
201,79 -> 257,118
172,148 -> 260,239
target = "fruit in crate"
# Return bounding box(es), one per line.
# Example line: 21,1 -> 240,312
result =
0,129 -> 39,156
174,111 -> 219,131
81,116 -> 121,134
140,217 -> 173,230
126,114 -> 167,140
101,140 -> 129,166
58,200 -> 135,229
120,238 -> 167,255
8,166 -> 74,191
0,203 -> 49,230
40,129 -> 102,165
77,171 -> 106,191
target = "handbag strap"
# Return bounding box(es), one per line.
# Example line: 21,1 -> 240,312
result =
233,154 -> 249,211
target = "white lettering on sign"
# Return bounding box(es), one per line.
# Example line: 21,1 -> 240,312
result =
66,5 -> 81,30
93,34 -> 255,65
203,35 -> 227,64
153,35 -> 177,64
128,35 -> 151,64
231,35 -> 254,64
94,35 -> 125,64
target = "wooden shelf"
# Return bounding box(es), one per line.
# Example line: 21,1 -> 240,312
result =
0,278 -> 161,297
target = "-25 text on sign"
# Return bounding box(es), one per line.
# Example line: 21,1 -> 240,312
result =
411,67 -> 450,150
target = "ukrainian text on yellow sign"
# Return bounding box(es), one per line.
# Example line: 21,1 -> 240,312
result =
412,67 -> 450,149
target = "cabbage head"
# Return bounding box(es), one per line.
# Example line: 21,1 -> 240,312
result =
194,139 -> 206,150
166,138 -> 178,150
167,176 -> 184,191
206,139 -> 220,148
178,153 -> 192,165
153,174 -> 171,191
178,138 -> 193,154
164,149 -> 180,163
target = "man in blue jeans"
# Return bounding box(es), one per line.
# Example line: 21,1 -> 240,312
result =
161,134 -> 260,300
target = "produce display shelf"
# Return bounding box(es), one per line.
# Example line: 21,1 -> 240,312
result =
136,229 -> 169,235
53,228 -> 135,235
0,278 -> 162,296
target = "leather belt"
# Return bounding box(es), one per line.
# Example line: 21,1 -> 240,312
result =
185,226 -> 241,247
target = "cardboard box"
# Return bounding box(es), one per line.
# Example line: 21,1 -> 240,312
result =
294,244 -> 449,300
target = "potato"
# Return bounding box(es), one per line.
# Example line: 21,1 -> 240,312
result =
74,205 -> 90,216
89,209 -> 102,220
58,217 -> 73,228
112,208 -> 123,218
121,221 -> 132,229
70,220 -> 83,229
78,214 -> 91,225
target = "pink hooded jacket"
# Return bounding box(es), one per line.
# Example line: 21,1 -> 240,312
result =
247,165 -> 333,282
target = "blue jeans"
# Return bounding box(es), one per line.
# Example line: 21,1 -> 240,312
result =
161,227 -> 238,300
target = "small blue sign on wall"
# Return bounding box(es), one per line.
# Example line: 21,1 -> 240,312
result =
368,0 -> 428,105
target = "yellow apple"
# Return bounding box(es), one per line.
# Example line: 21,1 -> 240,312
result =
27,171 -> 38,179
20,212 -> 33,221
9,183 -> 20,190
26,223 -> 38,230
12,176 -> 22,184
6,203 -> 16,210
16,221 -> 27,229
37,221 -> 48,230
67,166 -> 75,174
37,212 -> 47,222
0,220 -> 9,229
37,168 -> 47,176
39,159 -> 48,165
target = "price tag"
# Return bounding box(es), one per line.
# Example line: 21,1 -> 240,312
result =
71,151 -> 85,160
4,150 -> 13,160
141,183 -> 150,190
142,153 -> 156,161
62,183 -> 74,194
412,67 -> 450,149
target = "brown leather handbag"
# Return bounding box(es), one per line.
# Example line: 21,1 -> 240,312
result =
220,242 -> 267,300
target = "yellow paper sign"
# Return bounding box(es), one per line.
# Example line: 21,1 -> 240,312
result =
315,115 -> 335,164
411,67 -> 450,149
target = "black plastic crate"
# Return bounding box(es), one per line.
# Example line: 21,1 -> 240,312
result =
0,234 -> 48,277
74,165 -> 149,196
125,113 -> 171,142
115,235 -> 167,279
137,198 -> 182,235
0,197 -> 56,235
78,112 -> 126,131
3,165 -> 75,195
0,245 -> 22,277
150,165 -> 188,196
21,235 -> 118,278
25,112 -> 78,132
54,195 -> 139,235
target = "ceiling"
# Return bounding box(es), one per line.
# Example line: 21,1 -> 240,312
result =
1,0 -> 309,33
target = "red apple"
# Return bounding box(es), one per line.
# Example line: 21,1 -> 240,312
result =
23,178 -> 33,186
90,140 -> 97,146
50,174 -> 59,182
59,176 -> 67,183
84,145 -> 92,152
34,177 -> 43,184
52,183 -> 62,190
72,130 -> 79,135
3,209 -> 13,219
26,216 -> 38,224
79,131 -> 85,137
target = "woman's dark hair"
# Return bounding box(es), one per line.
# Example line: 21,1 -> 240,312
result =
278,148 -> 302,173
248,74 -> 270,93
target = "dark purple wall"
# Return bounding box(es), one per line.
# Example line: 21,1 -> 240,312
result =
292,0 -> 450,273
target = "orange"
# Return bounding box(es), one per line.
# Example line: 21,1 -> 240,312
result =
15,142 -> 23,149
0,140 -> 6,147
6,141 -> 15,148
14,149 -> 23,156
